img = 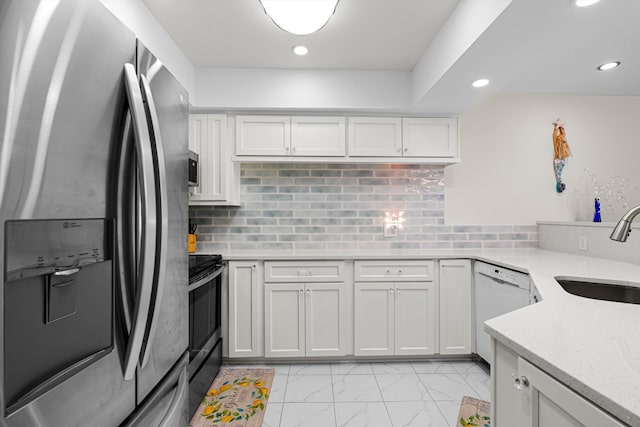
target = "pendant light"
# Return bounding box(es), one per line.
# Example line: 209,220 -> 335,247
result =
259,0 -> 339,35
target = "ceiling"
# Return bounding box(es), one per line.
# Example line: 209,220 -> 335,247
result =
141,0 -> 461,70
142,0 -> 640,112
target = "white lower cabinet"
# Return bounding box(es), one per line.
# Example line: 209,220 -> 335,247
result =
265,283 -> 346,358
493,340 -> 628,427
354,282 -> 437,356
227,261 -> 262,358
439,260 -> 472,354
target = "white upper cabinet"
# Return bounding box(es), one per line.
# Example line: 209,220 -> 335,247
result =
348,117 -> 402,157
188,114 -> 240,205
235,114 -> 459,163
236,115 -> 291,156
236,115 -> 345,157
349,117 -> 458,159
291,116 -> 346,156
402,117 -> 458,158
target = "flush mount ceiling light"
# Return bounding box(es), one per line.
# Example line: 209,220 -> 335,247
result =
472,78 -> 490,88
575,0 -> 600,7
292,45 -> 309,56
598,61 -> 621,71
259,0 -> 339,35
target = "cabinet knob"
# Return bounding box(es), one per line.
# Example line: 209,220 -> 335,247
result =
389,288 -> 394,293
306,289 -> 310,294
396,288 -> 401,294
386,269 -> 391,274
299,289 -> 304,294
513,375 -> 529,390
398,269 -> 402,274
396,147 -> 402,153
404,147 -> 408,152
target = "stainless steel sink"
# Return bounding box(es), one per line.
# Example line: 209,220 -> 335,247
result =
555,277 -> 640,305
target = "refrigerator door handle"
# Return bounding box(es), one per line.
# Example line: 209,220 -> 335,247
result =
121,63 -> 158,381
138,73 -> 169,369
116,114 -> 135,333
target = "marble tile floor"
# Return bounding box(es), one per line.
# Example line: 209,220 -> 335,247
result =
222,360 -> 490,427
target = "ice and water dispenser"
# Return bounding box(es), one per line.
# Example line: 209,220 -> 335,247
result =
3,219 -> 114,414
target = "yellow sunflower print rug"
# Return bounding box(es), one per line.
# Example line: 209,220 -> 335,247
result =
457,395 -> 491,427
189,367 -> 275,427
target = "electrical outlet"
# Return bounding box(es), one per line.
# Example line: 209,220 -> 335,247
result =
578,236 -> 588,251
383,223 -> 398,237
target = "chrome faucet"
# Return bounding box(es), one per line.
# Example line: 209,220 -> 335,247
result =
610,205 -> 640,242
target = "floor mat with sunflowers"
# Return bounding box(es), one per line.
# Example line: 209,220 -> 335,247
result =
189,367 -> 275,427
457,395 -> 491,427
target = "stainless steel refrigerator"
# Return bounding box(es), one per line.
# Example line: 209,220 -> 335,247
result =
0,1 -> 189,426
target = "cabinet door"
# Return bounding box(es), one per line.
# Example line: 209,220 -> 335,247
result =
517,357 -> 626,427
394,283 -> 437,355
236,115 -> 291,156
265,284 -> 305,357
291,116 -> 346,157
402,118 -> 458,158
189,114 -> 239,205
188,114 -> 207,200
439,260 -> 472,354
354,283 -> 394,356
228,262 -> 261,358
305,283 -> 346,356
348,117 -> 402,157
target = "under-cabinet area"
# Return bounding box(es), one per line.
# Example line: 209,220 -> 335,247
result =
225,258 -> 472,360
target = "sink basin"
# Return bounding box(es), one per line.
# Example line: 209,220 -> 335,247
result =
555,277 -> 640,305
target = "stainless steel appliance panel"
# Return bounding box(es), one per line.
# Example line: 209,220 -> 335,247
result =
135,41 -> 189,404
0,1 -> 136,425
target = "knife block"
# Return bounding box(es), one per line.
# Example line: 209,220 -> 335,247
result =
188,234 -> 196,253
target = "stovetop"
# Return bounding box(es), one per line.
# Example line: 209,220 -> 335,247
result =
189,254 -> 223,280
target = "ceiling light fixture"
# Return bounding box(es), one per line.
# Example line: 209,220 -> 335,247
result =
292,45 -> 309,56
472,78 -> 490,88
575,0 -> 600,7
259,0 -> 339,35
598,61 -> 620,71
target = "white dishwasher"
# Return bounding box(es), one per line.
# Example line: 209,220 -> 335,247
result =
474,261 -> 530,365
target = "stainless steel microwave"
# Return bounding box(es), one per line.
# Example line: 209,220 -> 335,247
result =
188,150 -> 199,187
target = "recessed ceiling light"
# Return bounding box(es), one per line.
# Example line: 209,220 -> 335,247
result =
597,61 -> 620,71
292,45 -> 309,56
472,78 -> 490,88
575,0 -> 600,7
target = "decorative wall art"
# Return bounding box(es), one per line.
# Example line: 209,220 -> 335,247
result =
552,118 -> 572,193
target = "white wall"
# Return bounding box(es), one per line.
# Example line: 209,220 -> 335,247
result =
99,0 -> 196,98
445,93 -> 640,224
194,68 -> 411,111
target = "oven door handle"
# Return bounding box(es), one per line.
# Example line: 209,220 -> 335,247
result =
187,264 -> 225,293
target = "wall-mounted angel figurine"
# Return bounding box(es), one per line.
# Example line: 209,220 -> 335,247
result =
552,119 -> 572,193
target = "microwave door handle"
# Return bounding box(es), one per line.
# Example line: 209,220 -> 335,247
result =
138,73 -> 168,369
121,63 -> 157,381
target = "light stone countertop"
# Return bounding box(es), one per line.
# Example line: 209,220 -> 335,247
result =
202,247 -> 640,425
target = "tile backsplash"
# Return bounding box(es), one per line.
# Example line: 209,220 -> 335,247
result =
190,163 -> 538,252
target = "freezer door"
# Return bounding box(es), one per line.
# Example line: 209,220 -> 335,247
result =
0,1 -> 136,425
135,41 -> 190,404
121,352 -> 189,427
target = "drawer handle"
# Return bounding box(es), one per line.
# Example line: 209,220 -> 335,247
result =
513,375 -> 529,390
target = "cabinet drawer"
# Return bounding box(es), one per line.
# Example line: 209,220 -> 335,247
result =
354,260 -> 434,282
264,261 -> 345,282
